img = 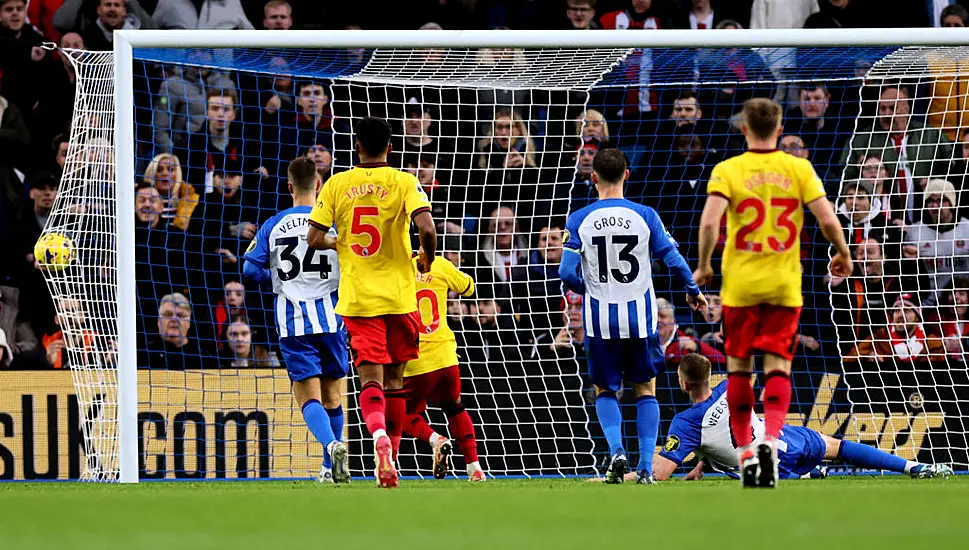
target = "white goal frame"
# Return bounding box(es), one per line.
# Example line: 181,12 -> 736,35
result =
112,27 -> 969,483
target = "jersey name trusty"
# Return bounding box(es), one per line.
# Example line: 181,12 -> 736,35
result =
275,216 -> 308,234
591,215 -> 633,231
344,183 -> 390,201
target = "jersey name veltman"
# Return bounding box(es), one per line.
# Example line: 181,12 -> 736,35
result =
572,202 -> 671,339
264,207 -> 342,338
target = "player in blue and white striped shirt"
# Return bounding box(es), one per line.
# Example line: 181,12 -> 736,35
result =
560,148 -> 707,484
243,157 -> 350,484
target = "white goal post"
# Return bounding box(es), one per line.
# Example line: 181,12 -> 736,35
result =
71,27 -> 969,482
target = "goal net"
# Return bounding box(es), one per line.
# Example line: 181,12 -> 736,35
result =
43,34 -> 969,481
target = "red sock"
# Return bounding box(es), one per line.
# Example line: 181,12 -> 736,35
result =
360,381 -> 386,436
405,414 -> 436,444
763,371 -> 792,440
726,372 -> 755,449
447,406 -> 479,464
385,388 -> 406,455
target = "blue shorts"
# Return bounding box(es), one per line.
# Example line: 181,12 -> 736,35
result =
279,332 -> 349,383
778,425 -> 827,477
585,335 -> 666,393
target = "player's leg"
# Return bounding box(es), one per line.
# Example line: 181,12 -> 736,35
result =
629,336 -> 664,484
432,365 -> 484,481
384,363 -> 407,458
403,372 -> 436,444
820,433 -> 950,478
721,305 -> 759,487
318,333 -> 350,482
343,316 -> 397,488
384,312 -> 422,459
292,377 -> 340,481
587,336 -> 627,483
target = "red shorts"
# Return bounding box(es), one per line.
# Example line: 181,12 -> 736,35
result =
343,312 -> 421,366
722,304 -> 801,361
403,366 -> 461,415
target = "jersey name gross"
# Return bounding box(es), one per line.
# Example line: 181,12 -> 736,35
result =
591,215 -> 633,231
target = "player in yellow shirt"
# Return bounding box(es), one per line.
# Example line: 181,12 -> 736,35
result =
306,116 -> 437,489
402,248 -> 486,482
693,98 -> 852,489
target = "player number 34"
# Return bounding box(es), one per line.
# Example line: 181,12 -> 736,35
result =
735,197 -> 798,253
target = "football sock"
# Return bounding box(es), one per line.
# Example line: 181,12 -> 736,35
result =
763,371 -> 792,440
428,432 -> 443,446
405,413 -> 436,444
446,405 -> 479,464
838,440 -> 912,473
385,388 -> 407,456
301,399 -> 336,453
635,395 -> 660,475
360,381 -> 387,437
595,392 -> 624,456
323,405 -> 344,469
727,372 -> 755,449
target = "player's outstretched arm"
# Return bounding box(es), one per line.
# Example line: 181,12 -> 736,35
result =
693,195 -> 729,286
807,197 -> 852,278
241,258 -> 271,284
651,455 -> 680,482
414,210 -> 437,273
558,248 -> 585,294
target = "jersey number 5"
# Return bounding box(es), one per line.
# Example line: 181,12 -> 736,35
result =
735,197 -> 798,253
416,288 -> 441,334
275,237 -> 332,281
351,206 -> 382,257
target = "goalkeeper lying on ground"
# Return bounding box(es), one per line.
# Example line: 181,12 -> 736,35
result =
645,354 -> 952,482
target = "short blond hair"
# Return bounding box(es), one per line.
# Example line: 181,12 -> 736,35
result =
742,98 -> 782,139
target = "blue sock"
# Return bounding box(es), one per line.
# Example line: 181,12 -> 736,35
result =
595,393 -> 624,457
323,405 -> 345,469
838,440 -> 912,474
636,395 -> 660,475
301,399 -> 336,462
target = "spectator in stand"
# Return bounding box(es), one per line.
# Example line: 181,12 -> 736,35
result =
133,181 -> 181,299
751,0 -> 817,28
845,293 -> 945,365
152,0 -> 253,29
256,56 -> 294,120
925,276 -> 969,359
222,317 -> 279,368
153,64 -> 236,154
841,85 -> 953,224
649,130 -> 714,256
477,205 -> 528,285
804,0 -> 864,28
695,22 -> 774,121
306,143 -> 331,178
401,99 -> 440,161
262,0 -> 291,30
143,152 -> 198,232
52,134 -> 70,174
903,179 -> 969,295
476,109 -> 537,170
0,284 -> 41,367
550,290 -> 585,354
693,293 -> 723,345
779,134 -> 809,160
830,238 -> 925,345
600,1 -> 671,115
27,0 -> 64,42
600,0 -> 670,33
143,292 -> 204,370
0,90 -> 30,222
16,171 -> 57,262
941,4 -> 969,27
12,171 -> 57,335
459,290 -> 522,367
837,179 -> 901,254
178,88 -> 259,194
1,0 -> 56,126
571,108 -> 610,150
655,298 -> 725,366
927,7 -> 969,142
53,0 -> 153,35
656,90 -> 740,161
214,280 -> 246,342
857,153 -> 894,219
785,83 -> 849,170
403,154 -> 464,233
511,225 -> 564,340
78,0 -> 154,51
277,81 -> 332,163
42,298 -> 98,369
569,136 -> 599,210
565,0 -> 599,29
674,0 -> 728,29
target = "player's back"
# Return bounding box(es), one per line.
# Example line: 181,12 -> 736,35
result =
312,163 -> 430,317
708,150 -> 827,308
405,256 -> 475,377
260,206 -> 341,338
566,198 -> 677,339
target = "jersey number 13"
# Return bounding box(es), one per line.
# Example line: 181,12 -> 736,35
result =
590,235 -> 640,284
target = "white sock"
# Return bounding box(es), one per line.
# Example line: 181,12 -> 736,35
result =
467,461 -> 482,474
904,461 -> 919,474
372,428 -> 387,441
429,432 -> 443,446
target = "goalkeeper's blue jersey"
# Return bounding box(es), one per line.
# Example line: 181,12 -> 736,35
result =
244,206 -> 342,338
659,381 -> 826,478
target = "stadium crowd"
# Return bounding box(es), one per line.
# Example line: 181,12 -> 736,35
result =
0,0 -> 967,393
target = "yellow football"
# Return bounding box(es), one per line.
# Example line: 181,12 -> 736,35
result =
34,232 -> 75,271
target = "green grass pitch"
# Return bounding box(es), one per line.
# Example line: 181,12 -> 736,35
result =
1,476 -> 966,549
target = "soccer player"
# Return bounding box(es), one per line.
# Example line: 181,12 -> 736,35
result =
306,116 -> 437,488
242,156 -> 349,483
693,98 -> 853,488
651,354 -> 953,481
402,245 -> 486,482
559,148 -> 707,484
